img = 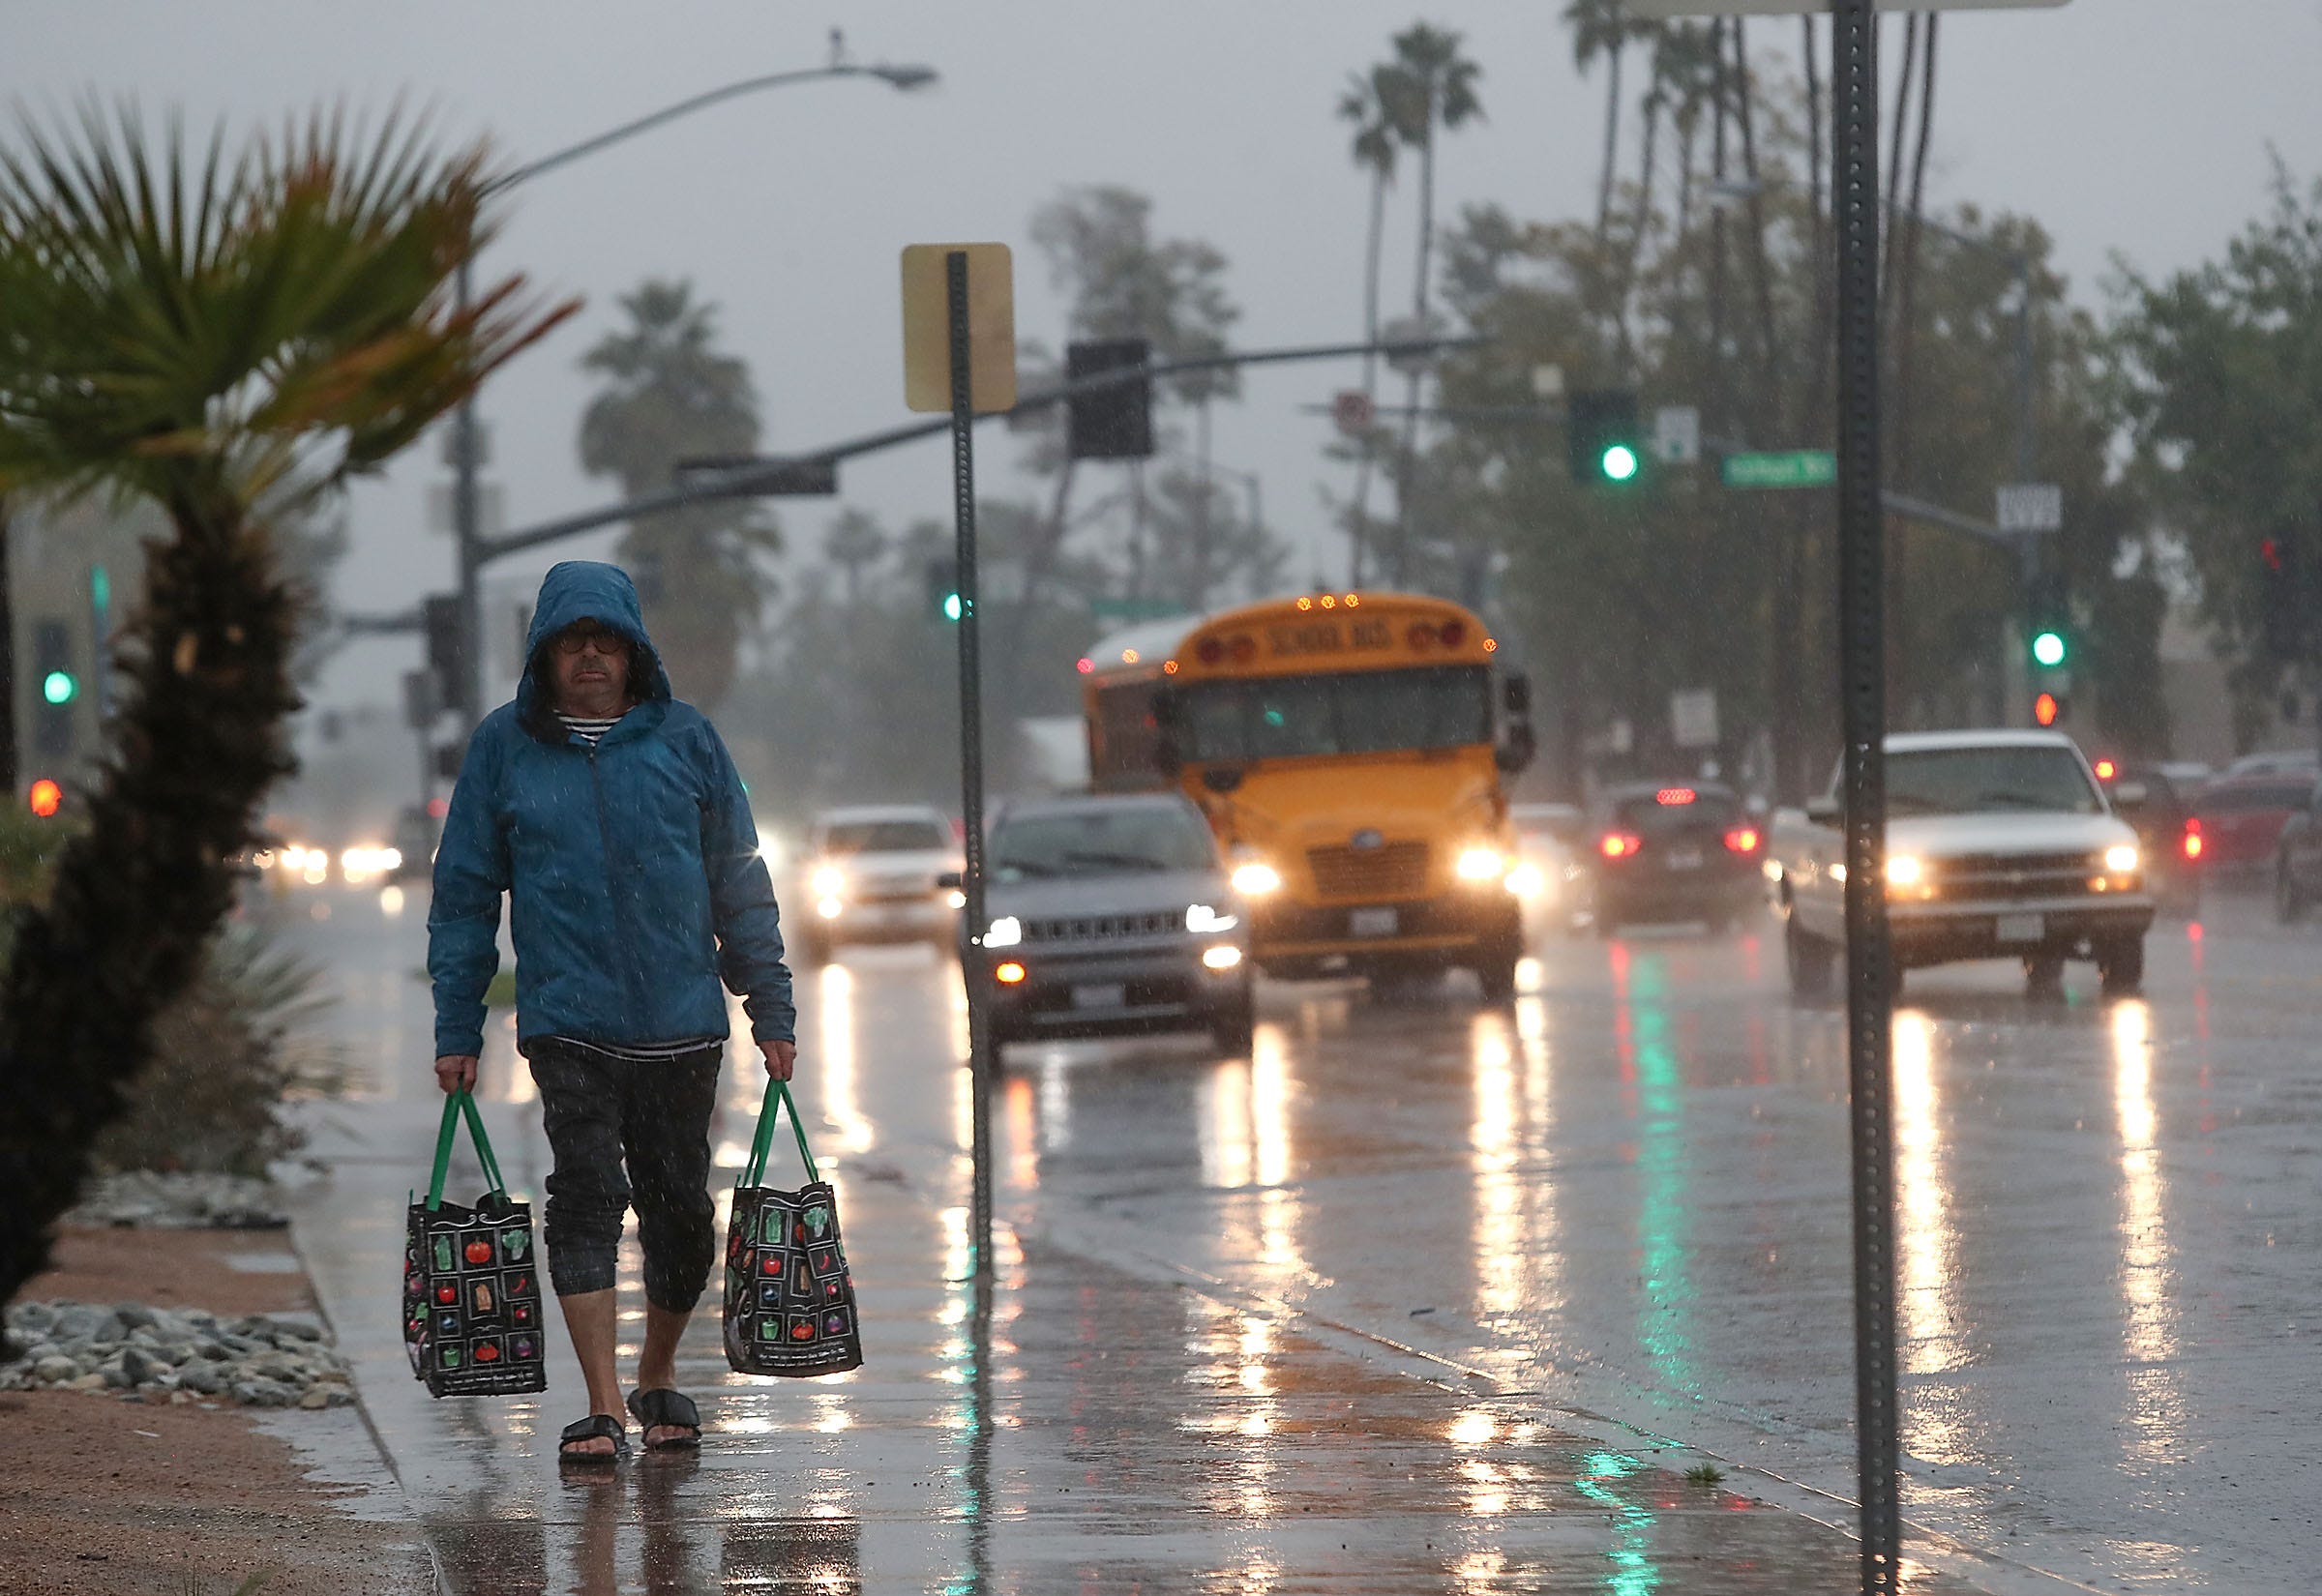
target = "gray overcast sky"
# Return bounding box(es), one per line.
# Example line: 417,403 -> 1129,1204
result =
15,0 -> 2322,718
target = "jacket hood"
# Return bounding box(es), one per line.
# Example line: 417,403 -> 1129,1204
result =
516,561 -> 671,724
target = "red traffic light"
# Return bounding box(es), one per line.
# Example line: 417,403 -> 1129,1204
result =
2093,757 -> 2118,782
27,779 -> 62,818
2033,692 -> 2062,727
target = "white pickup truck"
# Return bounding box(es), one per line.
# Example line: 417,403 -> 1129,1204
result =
1769,730 -> 2154,1000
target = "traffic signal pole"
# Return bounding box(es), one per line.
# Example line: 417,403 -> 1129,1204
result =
1831,3 -> 1902,1589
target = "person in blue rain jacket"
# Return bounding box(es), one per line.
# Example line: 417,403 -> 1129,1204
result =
429,559 -> 794,1463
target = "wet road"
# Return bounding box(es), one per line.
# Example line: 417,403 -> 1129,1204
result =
267,876 -> 2322,1592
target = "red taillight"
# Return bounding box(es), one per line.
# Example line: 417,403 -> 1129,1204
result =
2183,819 -> 2204,861
1654,787 -> 1696,807
1723,827 -> 1761,854
1600,832 -> 1643,860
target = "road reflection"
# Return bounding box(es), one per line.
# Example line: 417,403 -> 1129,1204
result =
2110,999 -> 2186,1473
1892,1012 -> 1969,1463
1610,947 -> 1699,1400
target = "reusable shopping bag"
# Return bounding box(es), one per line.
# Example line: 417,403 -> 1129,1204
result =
402,1089 -> 548,1399
722,1080 -> 864,1376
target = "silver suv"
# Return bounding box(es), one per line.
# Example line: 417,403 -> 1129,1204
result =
961,793 -> 1254,1057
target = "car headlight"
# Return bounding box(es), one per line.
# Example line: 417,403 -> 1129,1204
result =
810,865 -> 846,898
1885,854 -> 1922,888
2104,843 -> 2139,873
1503,863 -> 1545,899
985,915 -> 1023,949
1186,902 -> 1239,933
1202,945 -> 1243,970
1456,845 -> 1505,881
1231,861 -> 1282,897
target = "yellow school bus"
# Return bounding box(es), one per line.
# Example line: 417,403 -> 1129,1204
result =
1078,590 -> 1534,997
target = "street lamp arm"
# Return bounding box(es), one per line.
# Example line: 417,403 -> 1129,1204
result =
490,63 -> 937,194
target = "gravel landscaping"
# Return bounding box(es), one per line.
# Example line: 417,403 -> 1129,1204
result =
64,1169 -> 288,1229
2,1300 -> 354,1409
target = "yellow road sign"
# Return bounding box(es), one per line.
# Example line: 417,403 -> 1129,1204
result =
901,244 -> 1017,415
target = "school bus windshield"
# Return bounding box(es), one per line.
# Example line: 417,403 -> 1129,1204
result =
1177,665 -> 1490,762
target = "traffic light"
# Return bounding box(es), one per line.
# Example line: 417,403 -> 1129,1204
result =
422,595 -> 466,714
2033,691 -> 2066,728
32,620 -> 74,757
2025,569 -> 2070,669
2259,532 -> 2314,664
926,557 -> 965,623
1065,339 -> 1154,461
1567,390 -> 1643,485
26,778 -> 62,819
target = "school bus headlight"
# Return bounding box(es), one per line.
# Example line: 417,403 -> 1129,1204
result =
1231,861 -> 1282,897
810,865 -> 846,898
1503,862 -> 1545,898
1456,846 -> 1505,882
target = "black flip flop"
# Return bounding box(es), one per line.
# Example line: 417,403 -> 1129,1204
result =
625,1387 -> 702,1451
557,1413 -> 628,1464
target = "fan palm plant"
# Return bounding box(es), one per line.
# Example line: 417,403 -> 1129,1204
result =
1336,66 -> 1403,584
0,105 -> 572,1305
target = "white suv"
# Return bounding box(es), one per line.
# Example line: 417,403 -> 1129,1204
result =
794,805 -> 963,962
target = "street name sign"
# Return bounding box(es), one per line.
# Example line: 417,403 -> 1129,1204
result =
901,243 -> 1017,414
1622,1 -> 2067,15
1996,482 -> 2064,534
1721,449 -> 1836,489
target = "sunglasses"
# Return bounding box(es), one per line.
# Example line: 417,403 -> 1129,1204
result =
552,626 -> 627,657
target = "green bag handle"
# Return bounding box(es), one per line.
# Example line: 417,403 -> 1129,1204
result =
426,1089 -> 510,1211
740,1079 -> 821,1191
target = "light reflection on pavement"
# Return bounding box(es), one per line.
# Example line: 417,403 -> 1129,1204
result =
262,880 -> 2322,1593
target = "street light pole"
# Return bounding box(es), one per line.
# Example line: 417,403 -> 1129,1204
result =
446,55 -> 938,727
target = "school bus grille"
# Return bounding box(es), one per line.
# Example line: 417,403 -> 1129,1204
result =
1305,841 -> 1429,901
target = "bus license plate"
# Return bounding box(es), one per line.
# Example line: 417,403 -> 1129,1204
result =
1072,984 -> 1126,1011
1350,907 -> 1399,938
1995,914 -> 2043,945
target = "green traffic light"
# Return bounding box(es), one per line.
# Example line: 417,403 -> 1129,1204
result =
2031,631 -> 2067,668
942,593 -> 965,622
1601,443 -> 1641,483
41,669 -> 76,705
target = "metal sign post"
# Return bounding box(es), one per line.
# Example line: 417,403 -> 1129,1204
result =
1831,3 -> 1901,1589
942,250 -> 997,1296
903,240 -> 1015,1302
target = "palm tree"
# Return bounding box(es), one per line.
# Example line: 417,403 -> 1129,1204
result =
0,106 -> 569,1305
579,279 -> 778,708
1563,0 -> 1632,248
1336,66 -> 1402,584
1337,69 -> 1403,401
1382,22 -> 1484,585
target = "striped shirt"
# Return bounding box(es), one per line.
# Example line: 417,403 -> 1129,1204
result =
547,708 -> 716,1063
557,711 -> 624,747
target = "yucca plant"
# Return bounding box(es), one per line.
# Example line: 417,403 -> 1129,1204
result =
0,105 -> 573,1305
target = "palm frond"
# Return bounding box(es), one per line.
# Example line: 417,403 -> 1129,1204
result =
0,102 -> 576,511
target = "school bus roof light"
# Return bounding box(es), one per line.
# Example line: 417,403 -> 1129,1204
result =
1319,593 -> 1337,609
1122,648 -> 1140,664
1344,594 -> 1360,607
1483,637 -> 1498,653
1163,660 -> 1179,675
1295,596 -> 1313,611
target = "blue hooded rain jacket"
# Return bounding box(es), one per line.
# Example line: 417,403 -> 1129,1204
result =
428,561 -> 793,1059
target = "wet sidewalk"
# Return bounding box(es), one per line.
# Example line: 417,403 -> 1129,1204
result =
288,1079 -> 2004,1596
